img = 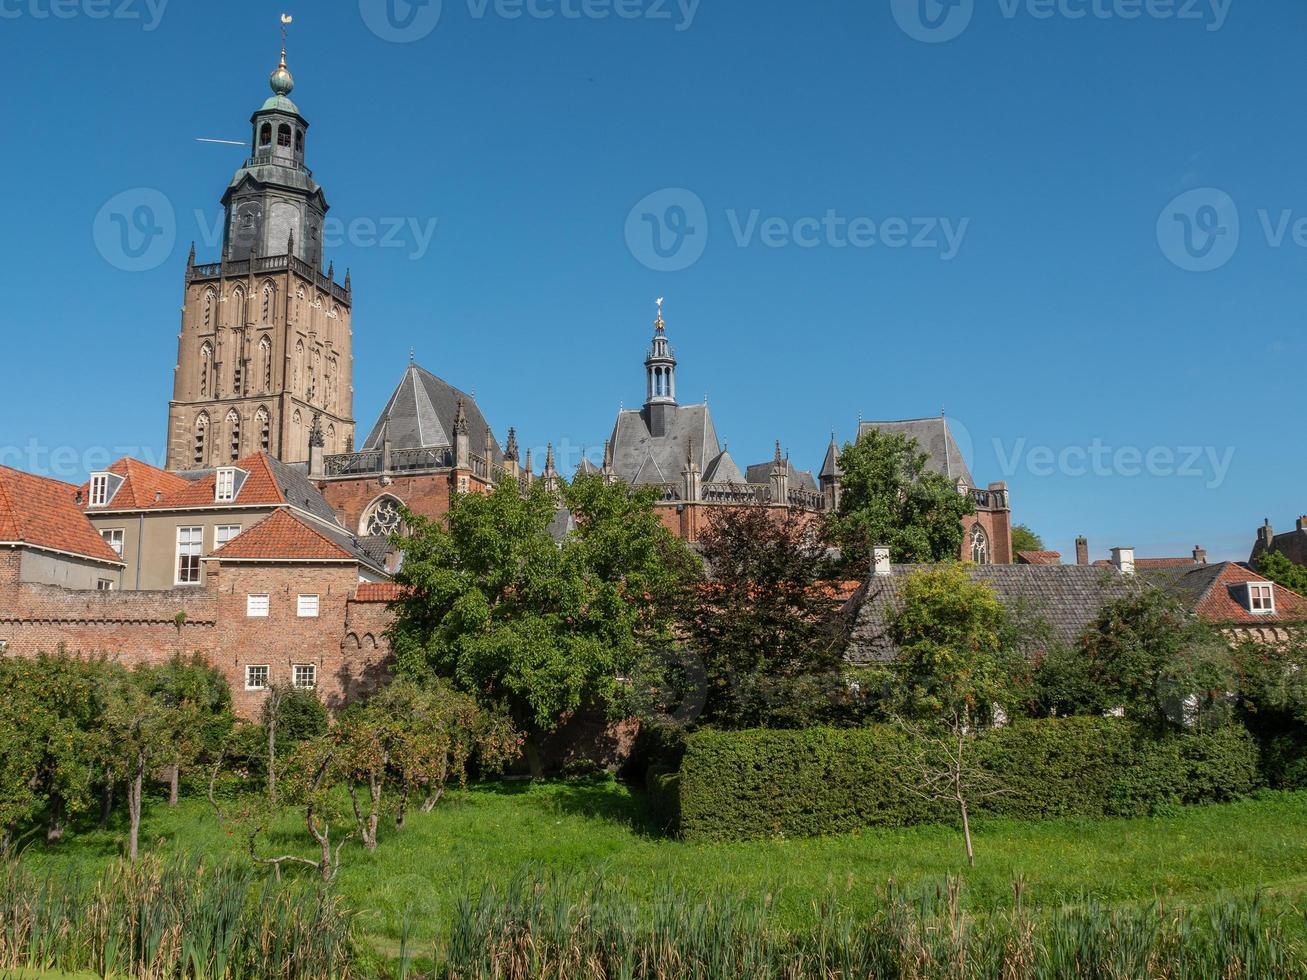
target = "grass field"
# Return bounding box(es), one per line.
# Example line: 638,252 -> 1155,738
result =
14,780 -> 1307,962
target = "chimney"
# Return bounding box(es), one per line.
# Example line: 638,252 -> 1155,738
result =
1298,516 -> 1307,533
1075,536 -> 1089,566
872,545 -> 892,577
1111,547 -> 1136,576
1192,545 -> 1207,565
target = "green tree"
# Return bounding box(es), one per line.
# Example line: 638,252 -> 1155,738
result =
1010,524 -> 1044,556
259,682 -> 328,806
825,429 -> 976,569
889,565 -> 1016,865
142,654 -> 233,806
0,661 -> 44,855
1254,551 -> 1307,595
682,506 -> 848,727
390,477 -> 691,777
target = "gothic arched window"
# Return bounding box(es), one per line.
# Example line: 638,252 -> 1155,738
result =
261,282 -> 274,322
326,424 -> 336,454
360,495 -> 404,537
226,410 -> 241,461
294,340 -> 304,390
193,413 -> 209,466
259,336 -> 272,392
292,410 -> 303,456
199,342 -> 212,397
256,407 -> 271,453
202,289 -> 215,329
970,524 -> 991,565
231,287 -> 245,326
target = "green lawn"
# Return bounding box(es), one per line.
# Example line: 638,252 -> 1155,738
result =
16,780 -> 1307,959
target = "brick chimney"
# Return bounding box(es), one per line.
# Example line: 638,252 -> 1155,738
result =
1111,547 -> 1136,576
1192,545 -> 1207,565
1075,536 -> 1089,566
872,545 -> 892,577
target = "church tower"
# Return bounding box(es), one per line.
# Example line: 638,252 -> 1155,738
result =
166,34 -> 354,470
642,299 -> 677,438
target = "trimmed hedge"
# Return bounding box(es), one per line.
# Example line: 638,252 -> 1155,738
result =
675,719 -> 1261,841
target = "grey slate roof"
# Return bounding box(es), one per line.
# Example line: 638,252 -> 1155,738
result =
361,363 -> 503,462
575,457 -> 601,478
607,404 -> 721,486
744,460 -> 819,493
843,564 -> 1136,664
1137,563 -> 1227,608
267,456 -> 341,526
309,519 -> 390,577
820,437 -> 842,480
858,417 -> 974,488
703,447 -> 746,484
546,506 -> 576,543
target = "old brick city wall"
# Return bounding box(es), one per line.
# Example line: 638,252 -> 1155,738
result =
0,554 -> 397,720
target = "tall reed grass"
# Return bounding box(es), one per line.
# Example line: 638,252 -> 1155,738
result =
0,856 -> 355,978
439,871 -> 1307,979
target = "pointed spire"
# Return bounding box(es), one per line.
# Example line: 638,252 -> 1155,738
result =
453,399 -> 469,435
544,442 -> 556,474
186,241 -> 196,268
525,448 -> 534,476
344,268 -> 352,292
327,260 -> 334,281
286,229 -> 294,256
505,427 -> 519,463
485,424 -> 494,457
774,440 -> 783,463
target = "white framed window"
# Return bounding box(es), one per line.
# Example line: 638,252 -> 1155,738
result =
246,593 -> 270,617
297,594 -> 320,618
215,525 -> 242,550
176,526 -> 203,585
215,468 -> 237,502
89,474 -> 110,507
95,579 -> 115,592
1249,583 -> 1276,615
293,664 -> 317,689
101,528 -> 125,557
245,665 -> 269,690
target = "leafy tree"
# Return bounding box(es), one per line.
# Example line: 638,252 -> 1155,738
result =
142,654 -> 232,806
259,683 -> 328,806
825,429 -> 975,569
1041,586 -> 1236,732
0,662 -> 44,856
390,477 -> 691,776
681,506 -> 848,727
1254,550 -> 1307,595
889,565 -> 1016,866
247,735 -> 352,883
1010,524 -> 1045,556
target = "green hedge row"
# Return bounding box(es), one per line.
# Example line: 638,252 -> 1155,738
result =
674,718 -> 1261,841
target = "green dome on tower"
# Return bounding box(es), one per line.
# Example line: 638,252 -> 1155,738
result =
262,49 -> 299,114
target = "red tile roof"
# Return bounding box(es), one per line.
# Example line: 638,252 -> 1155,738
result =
1194,564 -> 1307,625
1017,551 -> 1062,565
1093,557 -> 1203,569
0,466 -> 124,565
152,453 -> 285,509
354,582 -> 407,603
208,509 -> 357,562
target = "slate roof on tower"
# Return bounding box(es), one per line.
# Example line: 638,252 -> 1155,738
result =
857,417 -> 974,488
608,404 -> 721,486
361,363 -> 503,462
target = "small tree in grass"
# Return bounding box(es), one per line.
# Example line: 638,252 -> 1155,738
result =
247,735 -> 352,883
890,564 -> 1016,866
259,682 -> 328,806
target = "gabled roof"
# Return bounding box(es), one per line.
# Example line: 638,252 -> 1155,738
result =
857,417 -> 975,488
208,509 -> 385,573
703,447 -> 746,484
90,458 -> 189,510
361,363 -> 502,462
0,467 -> 124,565
819,436 -> 842,481
1018,551 -> 1063,565
608,404 -> 721,487
1143,562 -> 1307,626
575,457 -> 601,477
744,459 -> 820,493
843,564 -> 1135,664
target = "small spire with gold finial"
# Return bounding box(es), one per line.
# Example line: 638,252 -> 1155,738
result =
270,14 -> 295,97
654,296 -> 665,334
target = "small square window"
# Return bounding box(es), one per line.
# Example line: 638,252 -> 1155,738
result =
245,665 -> 269,690
247,594 -> 270,617
215,525 -> 242,550
297,594 -> 320,618
1249,583 -> 1275,614
101,529 -> 125,557
293,664 -> 316,689
95,579 -> 114,592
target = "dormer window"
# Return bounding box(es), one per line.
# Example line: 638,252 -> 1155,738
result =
1248,582 -> 1276,615
87,472 -> 122,508
215,465 -> 244,501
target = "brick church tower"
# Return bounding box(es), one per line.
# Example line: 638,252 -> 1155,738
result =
166,41 -> 354,470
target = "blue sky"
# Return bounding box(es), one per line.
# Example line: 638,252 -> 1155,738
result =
0,0 -> 1301,561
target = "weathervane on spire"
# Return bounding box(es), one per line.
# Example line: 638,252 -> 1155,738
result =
269,14 -> 296,97
654,296 -> 665,333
